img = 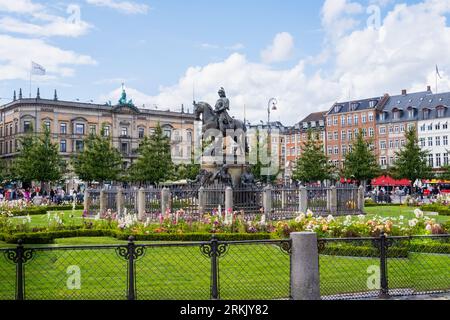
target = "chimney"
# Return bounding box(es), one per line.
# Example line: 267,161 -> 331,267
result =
13,90 -> 16,101
19,88 -> 22,100
427,85 -> 431,92
54,89 -> 58,101
36,87 -> 40,99
401,89 -> 407,96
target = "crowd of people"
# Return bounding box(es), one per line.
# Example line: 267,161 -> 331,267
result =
369,184 -> 445,203
0,186 -> 83,204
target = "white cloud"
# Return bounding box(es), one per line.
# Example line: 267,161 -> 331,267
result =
261,32 -> 295,64
321,0 -> 364,40
0,34 -> 97,81
86,0 -> 150,15
225,43 -> 245,51
97,0 -> 450,126
0,0 -> 43,14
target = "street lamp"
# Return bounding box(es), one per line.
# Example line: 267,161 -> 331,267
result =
266,98 -> 278,184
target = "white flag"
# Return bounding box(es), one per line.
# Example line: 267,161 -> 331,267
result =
436,65 -> 442,79
31,61 -> 46,76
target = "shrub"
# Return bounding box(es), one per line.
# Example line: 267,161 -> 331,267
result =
420,204 -> 450,216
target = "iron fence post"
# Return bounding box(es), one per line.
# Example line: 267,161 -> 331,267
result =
127,236 -> 136,300
210,236 -> 220,300
16,240 -> 25,300
379,234 -> 390,299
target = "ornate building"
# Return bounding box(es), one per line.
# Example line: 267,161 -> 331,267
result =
0,88 -> 195,186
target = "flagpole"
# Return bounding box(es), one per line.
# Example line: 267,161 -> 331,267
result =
29,61 -> 32,98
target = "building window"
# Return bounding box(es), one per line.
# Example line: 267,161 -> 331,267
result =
164,129 -> 172,139
428,137 -> 433,147
334,131 -> 338,140
408,109 -> 414,118
121,143 -> 128,154
420,124 -> 426,132
362,114 -> 367,124
424,109 -> 430,119
394,126 -> 400,134
327,132 -> 333,141
444,153 -> 449,166
347,115 -> 352,125
44,121 -> 51,132
400,125 -> 405,133
436,154 -> 442,167
348,130 -> 353,141
90,125 -> 96,135
389,126 -> 393,134
379,113 -> 385,121
380,141 -> 387,150
333,116 -> 338,126
334,146 -> 339,155
408,123 -> 414,131
354,115 -> 359,125
390,140 -> 395,149
395,140 -> 400,149
121,127 -> 128,137
341,130 -> 346,141
444,136 -> 448,146
362,128 -> 367,137
348,145 -> 353,153
427,124 -> 433,131
328,147 -> 333,155
341,116 -> 346,126
368,113 -> 374,122
429,154 -> 434,167
436,136 -> 441,146
437,108 -> 445,118
401,140 -> 405,147
436,123 -> 441,130
75,124 -> 85,135
342,145 -> 347,156
103,125 -> 110,137
75,140 -> 84,152
327,118 -> 332,127
138,127 -> 145,139
380,157 -> 387,166
60,140 -> 67,153
444,123 -> 448,130
369,127 -> 374,137
60,123 -> 67,134
420,138 -> 426,147
24,121 -> 32,133
379,126 -> 386,134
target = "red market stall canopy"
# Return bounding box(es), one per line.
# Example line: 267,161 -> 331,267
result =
371,176 -> 411,187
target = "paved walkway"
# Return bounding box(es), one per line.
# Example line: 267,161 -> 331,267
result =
385,293 -> 450,300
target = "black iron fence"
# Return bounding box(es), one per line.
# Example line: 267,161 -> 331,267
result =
0,237 -> 291,301
306,186 -> 329,214
319,235 -> 450,300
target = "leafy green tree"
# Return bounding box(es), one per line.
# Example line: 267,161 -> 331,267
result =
13,126 -> 64,190
292,130 -> 333,184
343,129 -> 380,187
128,124 -> 173,184
391,126 -> 433,189
172,162 -> 201,181
72,128 -> 123,186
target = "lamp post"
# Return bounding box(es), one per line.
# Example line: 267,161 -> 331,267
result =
266,98 -> 278,184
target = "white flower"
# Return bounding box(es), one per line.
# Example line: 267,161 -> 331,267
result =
399,216 -> 404,220
357,215 -> 365,221
425,224 -> 433,232
408,219 -> 419,227
295,213 -> 306,223
306,209 -> 314,217
414,209 -> 424,219
326,215 -> 335,223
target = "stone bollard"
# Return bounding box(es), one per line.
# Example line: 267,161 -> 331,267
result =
263,185 -> 272,219
84,189 -> 90,214
99,188 -> 106,214
290,232 -> 320,300
138,188 -> 145,220
330,186 -> 337,214
299,186 -> 308,213
198,186 -> 205,215
116,187 -> 124,216
225,187 -> 233,213
161,187 -> 171,215
358,186 -> 365,213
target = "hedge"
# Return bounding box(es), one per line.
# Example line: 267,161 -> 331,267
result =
420,204 -> 450,216
0,230 -> 273,244
7,205 -> 84,217
364,203 -> 404,208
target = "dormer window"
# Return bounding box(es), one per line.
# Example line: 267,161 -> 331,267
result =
437,106 -> 447,118
351,102 -> 359,111
334,105 -> 341,113
379,113 -> 385,121
423,109 -> 430,119
311,122 -> 316,128
369,100 -> 377,108
302,122 -> 308,129
392,108 -> 402,120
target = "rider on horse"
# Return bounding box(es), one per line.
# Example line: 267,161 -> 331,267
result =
215,87 -> 234,132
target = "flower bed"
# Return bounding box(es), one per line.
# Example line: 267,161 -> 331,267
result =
0,199 -> 83,216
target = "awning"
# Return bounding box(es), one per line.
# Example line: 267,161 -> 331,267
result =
371,176 -> 411,186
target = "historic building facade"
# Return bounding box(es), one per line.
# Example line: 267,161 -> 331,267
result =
377,88 -> 432,170
417,92 -> 450,171
0,88 -> 196,185
324,95 -> 388,168
284,112 -> 326,181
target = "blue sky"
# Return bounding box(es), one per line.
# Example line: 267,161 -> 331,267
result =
1,0 -> 450,125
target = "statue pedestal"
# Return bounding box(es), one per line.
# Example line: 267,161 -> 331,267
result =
202,163 -> 245,187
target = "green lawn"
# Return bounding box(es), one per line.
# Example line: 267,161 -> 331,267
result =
0,238 -> 448,300
365,206 -> 450,224
9,210 -> 85,228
